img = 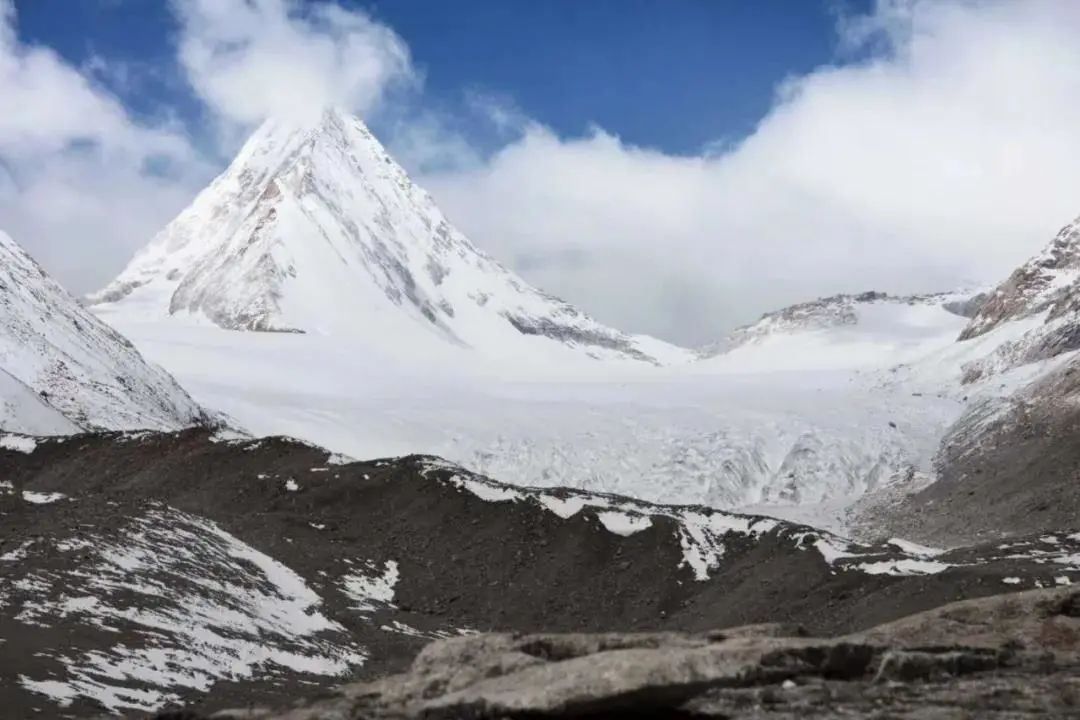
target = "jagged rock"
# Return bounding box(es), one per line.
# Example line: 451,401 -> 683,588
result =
960,215 -> 1080,341
200,588 -> 1080,719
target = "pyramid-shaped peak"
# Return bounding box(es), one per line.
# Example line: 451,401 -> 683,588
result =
244,107 -> 373,147
90,112 -> 688,366
232,108 -> 395,179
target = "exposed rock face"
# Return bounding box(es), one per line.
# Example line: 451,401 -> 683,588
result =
3,429 -> 1079,716
191,588 -> 1080,719
960,215 -> 1080,341
0,230 -> 205,432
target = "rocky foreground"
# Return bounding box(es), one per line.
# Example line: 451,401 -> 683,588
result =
2,429 -> 1080,717
166,587 -> 1080,719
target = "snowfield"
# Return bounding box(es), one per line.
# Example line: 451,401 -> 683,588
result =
97,293 -> 998,535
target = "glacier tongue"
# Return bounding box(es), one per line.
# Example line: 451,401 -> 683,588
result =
90,108 -> 688,366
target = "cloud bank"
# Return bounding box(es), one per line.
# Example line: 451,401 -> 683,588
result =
3,0 -> 1080,345
173,0 -> 414,130
422,0 -> 1080,343
0,0 -> 210,291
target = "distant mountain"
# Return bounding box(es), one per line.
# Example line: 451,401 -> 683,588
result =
847,211 -> 1080,544
699,290 -> 976,371
953,214 -> 1080,382
961,214 -> 1080,340
89,109 -> 687,366
0,229 -> 204,432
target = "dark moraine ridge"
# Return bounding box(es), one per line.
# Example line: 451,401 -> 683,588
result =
1,429 -> 1078,717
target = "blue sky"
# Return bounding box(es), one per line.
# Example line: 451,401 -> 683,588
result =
14,0 -> 869,156
3,1 -> 1080,343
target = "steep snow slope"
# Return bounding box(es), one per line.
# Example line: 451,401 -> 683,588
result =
90,109 -> 688,367
0,369 -> 77,435
0,230 -> 204,432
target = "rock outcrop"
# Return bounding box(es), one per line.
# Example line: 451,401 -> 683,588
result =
192,587 -> 1080,719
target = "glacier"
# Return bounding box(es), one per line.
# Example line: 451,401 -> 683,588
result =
86,107 -> 1080,535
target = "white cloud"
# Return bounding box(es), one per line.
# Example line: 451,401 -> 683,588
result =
4,0 -> 1080,346
0,0 -> 212,294
422,0 -> 1080,344
172,0 -> 415,133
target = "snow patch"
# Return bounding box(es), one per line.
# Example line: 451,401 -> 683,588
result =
596,511 -> 652,536
327,452 -> 355,465
813,537 -> 860,564
887,538 -> 946,556
341,560 -> 400,612
538,495 -> 591,519
447,474 -> 524,503
22,490 -> 66,504
856,558 -> 953,576
11,507 -> 363,713
0,434 -> 37,453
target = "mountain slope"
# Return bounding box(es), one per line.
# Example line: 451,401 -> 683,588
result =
961,213 -> 1080,340
952,213 -> 1080,381
0,369 -> 77,435
90,109 -> 687,366
700,291 -> 975,372
0,230 -> 204,432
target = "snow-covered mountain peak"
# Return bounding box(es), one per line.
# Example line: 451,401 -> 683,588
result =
699,291 -> 974,370
90,108 -> 688,366
960,213 -> 1080,340
0,230 -> 204,432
